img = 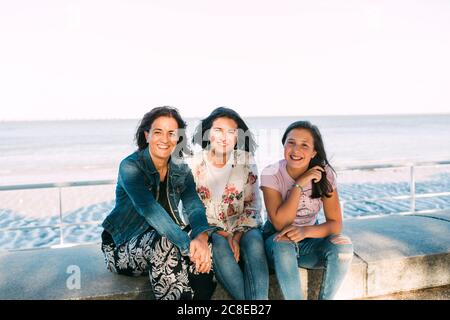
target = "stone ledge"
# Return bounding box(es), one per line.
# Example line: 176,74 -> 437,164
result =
343,212 -> 450,297
1,211 -> 449,300
0,244 -> 152,300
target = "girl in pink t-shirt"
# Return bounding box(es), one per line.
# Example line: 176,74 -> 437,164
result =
260,120 -> 353,300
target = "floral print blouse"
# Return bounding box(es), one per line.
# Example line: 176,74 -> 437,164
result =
187,150 -> 263,233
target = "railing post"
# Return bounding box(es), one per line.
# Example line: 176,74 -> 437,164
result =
340,200 -> 345,218
410,164 -> 416,213
58,187 -> 64,245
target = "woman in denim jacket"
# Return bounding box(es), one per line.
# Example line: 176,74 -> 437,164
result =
187,107 -> 269,300
101,107 -> 216,300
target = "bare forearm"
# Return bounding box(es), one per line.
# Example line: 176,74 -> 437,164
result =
303,220 -> 342,239
195,231 -> 209,243
272,187 -> 302,230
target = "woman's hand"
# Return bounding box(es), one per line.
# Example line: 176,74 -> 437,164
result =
189,232 -> 211,273
274,225 -> 307,243
296,165 -> 325,187
227,232 -> 242,262
217,230 -> 241,262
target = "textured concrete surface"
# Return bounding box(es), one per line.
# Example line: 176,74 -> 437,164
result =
344,213 -> 450,297
362,284 -> 450,300
0,244 -> 153,300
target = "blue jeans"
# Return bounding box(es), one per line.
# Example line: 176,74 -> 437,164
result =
212,228 -> 269,300
265,232 -> 353,300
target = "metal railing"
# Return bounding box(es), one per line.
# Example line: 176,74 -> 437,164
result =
1,160 -> 450,251
335,160 -> 450,219
0,179 -> 115,250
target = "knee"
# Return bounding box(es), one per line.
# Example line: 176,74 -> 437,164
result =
241,229 -> 265,252
212,232 -> 228,245
265,233 -> 297,259
211,233 -> 230,252
244,228 -> 263,240
326,234 -> 354,262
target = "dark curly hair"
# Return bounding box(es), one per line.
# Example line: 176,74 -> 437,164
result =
135,106 -> 190,156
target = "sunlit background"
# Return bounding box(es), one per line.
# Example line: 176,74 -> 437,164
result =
1,0 -> 449,121
1,1 -> 450,251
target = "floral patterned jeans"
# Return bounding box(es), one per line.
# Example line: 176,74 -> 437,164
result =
101,229 -> 215,300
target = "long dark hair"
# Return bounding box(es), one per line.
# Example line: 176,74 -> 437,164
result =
135,106 -> 190,157
282,120 -> 335,199
192,107 -> 257,154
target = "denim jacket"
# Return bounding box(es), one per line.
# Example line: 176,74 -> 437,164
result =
102,147 -> 215,255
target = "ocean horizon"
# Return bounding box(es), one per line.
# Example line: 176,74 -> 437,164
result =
2,113 -> 450,186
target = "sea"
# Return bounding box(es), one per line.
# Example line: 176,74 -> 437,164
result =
1,114 -> 450,250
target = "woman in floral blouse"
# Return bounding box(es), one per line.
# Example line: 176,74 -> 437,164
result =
188,107 -> 269,300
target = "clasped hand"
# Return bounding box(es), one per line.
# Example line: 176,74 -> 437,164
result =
189,232 -> 211,273
274,225 -> 306,243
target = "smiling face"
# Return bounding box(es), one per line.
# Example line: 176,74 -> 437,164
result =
283,128 -> 317,170
208,117 -> 238,156
144,116 -> 179,163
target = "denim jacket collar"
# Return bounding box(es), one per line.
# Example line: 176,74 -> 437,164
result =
141,146 -> 158,174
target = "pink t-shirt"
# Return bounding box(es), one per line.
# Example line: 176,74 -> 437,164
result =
260,160 -> 337,226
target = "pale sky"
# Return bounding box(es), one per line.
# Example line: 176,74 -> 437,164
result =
1,0 -> 449,121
